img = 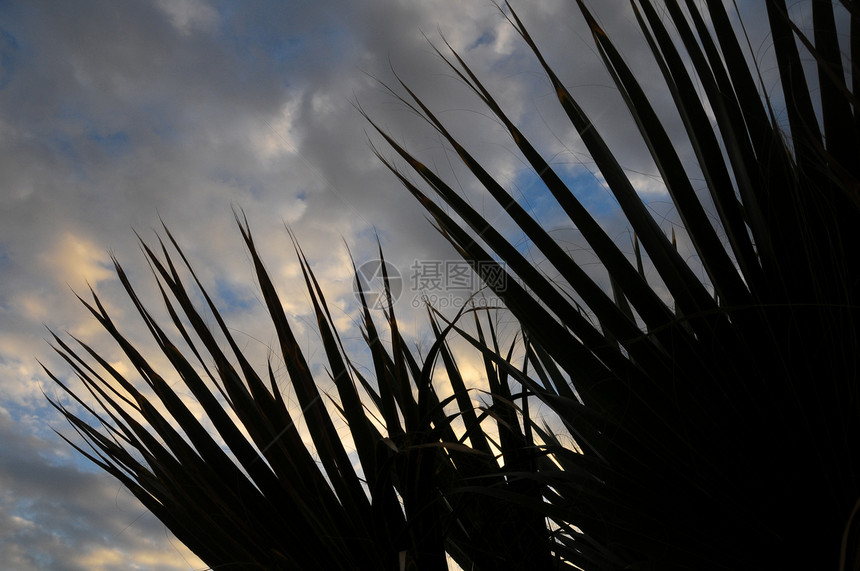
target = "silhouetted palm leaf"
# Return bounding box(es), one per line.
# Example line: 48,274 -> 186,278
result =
369,1 -> 860,569
46,214 -> 567,570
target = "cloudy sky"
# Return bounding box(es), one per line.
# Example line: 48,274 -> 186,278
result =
0,1 -> 814,568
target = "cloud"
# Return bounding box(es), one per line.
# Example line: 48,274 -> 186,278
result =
39,232 -> 114,289
155,0 -> 219,35
0,405 -> 204,570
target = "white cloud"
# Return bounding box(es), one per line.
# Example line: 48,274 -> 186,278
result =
252,98 -> 301,161
156,0 -> 219,35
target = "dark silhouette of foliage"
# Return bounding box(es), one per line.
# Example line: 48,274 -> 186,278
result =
47,1 -> 860,569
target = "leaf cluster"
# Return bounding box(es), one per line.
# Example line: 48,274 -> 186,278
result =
46,1 -> 860,570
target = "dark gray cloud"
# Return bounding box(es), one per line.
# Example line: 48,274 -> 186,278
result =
0,405 -> 202,569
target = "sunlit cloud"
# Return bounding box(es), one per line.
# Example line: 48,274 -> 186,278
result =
39,232 -> 114,289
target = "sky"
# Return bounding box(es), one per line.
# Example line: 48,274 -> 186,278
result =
0,1 -> 818,569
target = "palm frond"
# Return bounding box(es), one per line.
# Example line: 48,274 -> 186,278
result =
47,213 -> 573,570
370,1 -> 860,568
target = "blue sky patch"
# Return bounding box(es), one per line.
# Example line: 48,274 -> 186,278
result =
215,278 -> 256,312
87,129 -> 130,158
511,167 -> 620,223
0,28 -> 19,90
